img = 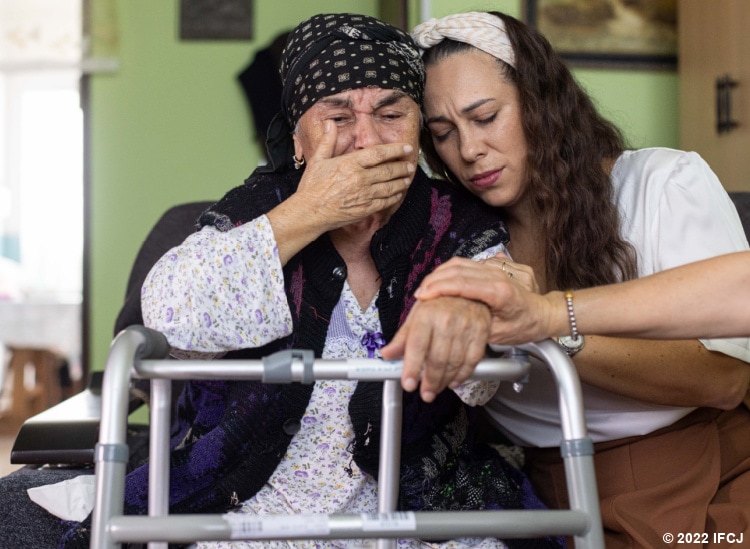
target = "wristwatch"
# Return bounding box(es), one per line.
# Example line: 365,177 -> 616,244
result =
557,334 -> 585,357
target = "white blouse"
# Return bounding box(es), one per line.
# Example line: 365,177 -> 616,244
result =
487,148 -> 750,447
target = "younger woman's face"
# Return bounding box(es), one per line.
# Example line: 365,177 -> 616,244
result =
423,49 -> 529,209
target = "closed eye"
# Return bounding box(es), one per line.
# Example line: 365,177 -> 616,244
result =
328,113 -> 354,124
431,128 -> 453,143
476,113 -> 497,126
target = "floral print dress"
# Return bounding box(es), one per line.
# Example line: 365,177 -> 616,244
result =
142,218 -> 505,549
194,283 -> 504,549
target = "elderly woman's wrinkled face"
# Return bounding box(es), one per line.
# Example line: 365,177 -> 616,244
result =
293,88 -> 421,164
424,49 -> 528,210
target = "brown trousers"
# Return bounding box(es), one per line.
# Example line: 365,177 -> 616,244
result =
525,406 -> 750,549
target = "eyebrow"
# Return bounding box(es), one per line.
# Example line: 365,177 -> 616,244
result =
317,90 -> 410,110
426,97 -> 495,125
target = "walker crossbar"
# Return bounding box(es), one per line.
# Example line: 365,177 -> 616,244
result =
90,326 -> 604,549
105,510 -> 590,544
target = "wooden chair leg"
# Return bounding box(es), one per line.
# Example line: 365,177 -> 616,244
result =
0,347 -> 65,435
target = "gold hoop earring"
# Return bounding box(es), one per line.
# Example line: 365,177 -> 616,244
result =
293,154 -> 305,170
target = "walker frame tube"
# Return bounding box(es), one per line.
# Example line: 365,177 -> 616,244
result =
497,341 -> 605,549
91,327 -> 603,549
377,379 -> 403,549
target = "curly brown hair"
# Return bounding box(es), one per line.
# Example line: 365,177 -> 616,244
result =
420,11 -> 638,290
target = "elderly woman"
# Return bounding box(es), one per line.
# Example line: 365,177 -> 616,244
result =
41,13 -> 562,549
384,10 -> 750,549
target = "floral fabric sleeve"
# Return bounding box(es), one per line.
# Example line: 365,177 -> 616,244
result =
453,380 -> 500,406
141,215 -> 293,353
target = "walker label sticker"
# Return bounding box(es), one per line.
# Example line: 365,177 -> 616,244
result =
360,512 -> 417,532
347,359 -> 402,380
224,513 -> 330,539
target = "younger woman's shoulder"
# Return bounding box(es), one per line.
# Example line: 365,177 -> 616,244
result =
615,147 -> 711,176
611,147 -> 730,220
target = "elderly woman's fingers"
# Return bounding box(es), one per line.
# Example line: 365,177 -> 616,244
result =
383,296 -> 490,402
357,142 -> 415,169
381,309 -> 427,393
418,300 -> 489,401
369,156 -> 416,189
294,135 -> 417,230
306,119 -> 415,172
304,120 -> 337,163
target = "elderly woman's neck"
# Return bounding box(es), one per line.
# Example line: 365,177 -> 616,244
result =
330,214 -> 387,256
330,214 -> 390,310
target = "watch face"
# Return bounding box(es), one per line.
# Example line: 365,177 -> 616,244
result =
558,335 -> 584,355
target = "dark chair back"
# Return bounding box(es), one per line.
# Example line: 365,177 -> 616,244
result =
729,192 -> 750,240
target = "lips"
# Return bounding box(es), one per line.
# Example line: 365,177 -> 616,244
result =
469,169 -> 501,189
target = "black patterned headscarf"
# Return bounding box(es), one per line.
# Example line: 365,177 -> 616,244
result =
263,13 -> 425,173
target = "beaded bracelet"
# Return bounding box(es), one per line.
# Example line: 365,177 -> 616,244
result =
564,290 -> 580,341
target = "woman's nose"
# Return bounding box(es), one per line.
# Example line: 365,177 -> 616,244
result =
351,116 -> 382,149
459,130 -> 486,162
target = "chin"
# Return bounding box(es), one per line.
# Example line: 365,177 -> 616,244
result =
481,189 -> 514,209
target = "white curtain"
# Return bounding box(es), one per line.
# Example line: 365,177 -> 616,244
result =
0,0 -> 104,300
0,0 -> 118,72
0,0 -> 82,70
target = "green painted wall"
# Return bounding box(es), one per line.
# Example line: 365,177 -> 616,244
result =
88,0 -> 379,370
88,0 -> 678,371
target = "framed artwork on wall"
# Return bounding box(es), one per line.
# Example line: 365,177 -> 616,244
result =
523,0 -> 677,69
179,0 -> 253,41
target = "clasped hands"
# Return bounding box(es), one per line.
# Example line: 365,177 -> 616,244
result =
383,254 -> 545,402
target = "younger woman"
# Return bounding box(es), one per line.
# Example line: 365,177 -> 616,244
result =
390,11 -> 750,548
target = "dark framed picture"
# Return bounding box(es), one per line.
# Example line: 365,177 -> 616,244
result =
180,0 -> 253,41
523,0 -> 677,70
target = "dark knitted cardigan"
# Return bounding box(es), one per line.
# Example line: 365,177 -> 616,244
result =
62,167 -> 563,549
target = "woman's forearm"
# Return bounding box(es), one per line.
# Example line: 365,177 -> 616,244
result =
566,252 -> 750,340
414,252 -> 750,344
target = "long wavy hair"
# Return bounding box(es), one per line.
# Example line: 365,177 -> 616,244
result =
420,11 -> 638,290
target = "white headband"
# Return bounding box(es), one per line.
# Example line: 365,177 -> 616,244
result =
411,12 -> 516,69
